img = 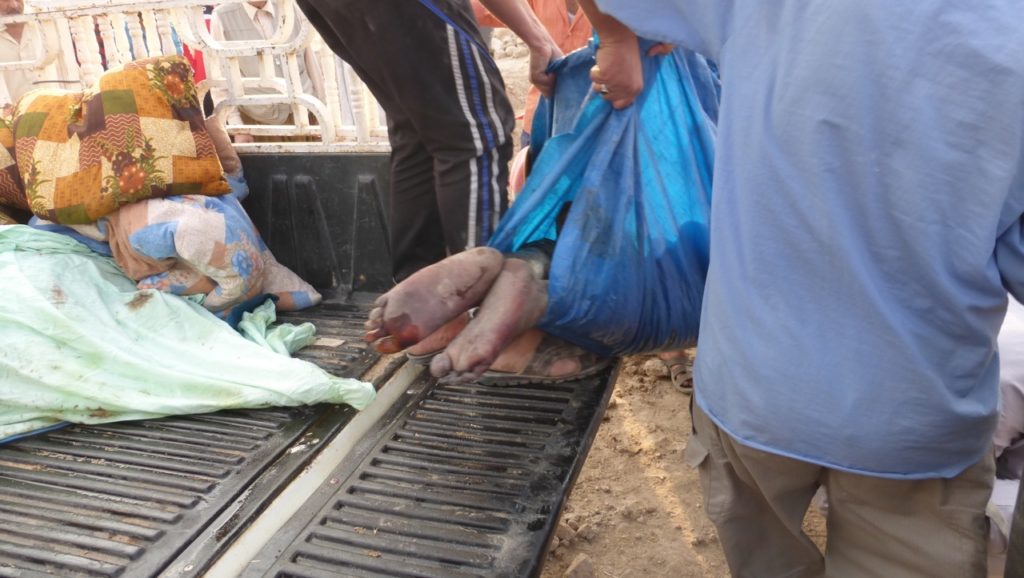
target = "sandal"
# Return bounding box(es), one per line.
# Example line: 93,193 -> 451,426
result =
660,349 -> 694,394
477,333 -> 611,386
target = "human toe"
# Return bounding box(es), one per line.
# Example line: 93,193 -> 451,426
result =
429,352 -> 454,378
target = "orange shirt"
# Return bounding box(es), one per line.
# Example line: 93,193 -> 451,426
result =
472,0 -> 592,131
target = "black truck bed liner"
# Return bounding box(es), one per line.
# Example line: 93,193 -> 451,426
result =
0,297 -> 617,577
255,362 -> 616,578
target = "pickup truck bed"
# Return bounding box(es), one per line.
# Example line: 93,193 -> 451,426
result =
0,152 -> 617,578
0,296 -> 617,577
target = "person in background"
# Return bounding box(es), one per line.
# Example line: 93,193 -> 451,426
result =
209,0 -> 325,144
295,0 -> 561,283
471,0 -> 590,148
581,0 -> 1024,576
0,0 -> 49,109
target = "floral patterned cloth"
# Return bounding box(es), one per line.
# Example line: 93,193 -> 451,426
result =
103,189 -> 321,318
0,114 -> 25,212
13,56 -> 230,224
31,174 -> 321,323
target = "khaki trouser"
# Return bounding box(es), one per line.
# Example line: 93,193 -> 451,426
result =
687,402 -> 994,578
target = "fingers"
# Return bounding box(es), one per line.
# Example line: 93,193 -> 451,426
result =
529,43 -> 563,98
588,31 -> 643,109
531,68 -> 556,98
590,65 -> 639,109
589,68 -> 610,97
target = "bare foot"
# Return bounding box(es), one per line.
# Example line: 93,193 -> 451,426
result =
429,257 -> 549,379
365,247 -> 503,353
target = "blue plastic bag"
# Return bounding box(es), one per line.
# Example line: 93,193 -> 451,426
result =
489,42 -> 717,357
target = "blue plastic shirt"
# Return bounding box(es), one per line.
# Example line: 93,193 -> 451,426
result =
597,0 -> 1024,478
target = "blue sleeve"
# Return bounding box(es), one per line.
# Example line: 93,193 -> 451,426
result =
594,0 -> 733,62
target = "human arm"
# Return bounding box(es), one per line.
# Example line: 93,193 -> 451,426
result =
470,0 -> 507,29
578,0 -> 641,109
476,0 -> 561,96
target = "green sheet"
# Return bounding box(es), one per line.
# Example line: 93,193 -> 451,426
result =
238,298 -> 318,355
0,225 -> 375,441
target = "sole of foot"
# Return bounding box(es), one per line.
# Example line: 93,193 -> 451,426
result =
364,247 -> 504,353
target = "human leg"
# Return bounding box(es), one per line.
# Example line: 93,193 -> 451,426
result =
431,116 -> 514,254
423,0 -> 514,252
428,256 -> 550,380
690,402 -> 826,578
823,452 -> 993,578
295,0 -> 441,280
428,240 -> 608,384
364,236 -> 554,355
296,0 -> 512,275
387,115 -> 448,281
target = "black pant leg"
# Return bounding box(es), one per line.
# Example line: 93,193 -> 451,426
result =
388,114 -> 447,281
297,0 -> 515,274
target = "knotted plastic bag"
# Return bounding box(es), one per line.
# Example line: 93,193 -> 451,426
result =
489,42 -> 717,357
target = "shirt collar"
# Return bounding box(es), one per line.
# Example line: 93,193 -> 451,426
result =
242,1 -> 276,23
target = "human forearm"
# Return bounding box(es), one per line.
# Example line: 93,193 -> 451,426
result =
578,0 -> 634,44
476,0 -> 562,95
470,0 -> 506,29
476,0 -> 549,50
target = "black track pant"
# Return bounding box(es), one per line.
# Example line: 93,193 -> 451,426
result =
297,0 -> 515,282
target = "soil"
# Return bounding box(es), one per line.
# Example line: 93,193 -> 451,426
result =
539,353 -> 730,578
492,44 -> 828,578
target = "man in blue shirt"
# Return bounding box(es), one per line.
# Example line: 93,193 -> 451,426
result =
581,1 -> 1024,575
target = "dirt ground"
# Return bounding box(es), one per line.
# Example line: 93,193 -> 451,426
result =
493,42 -> 828,578
538,354 -> 732,578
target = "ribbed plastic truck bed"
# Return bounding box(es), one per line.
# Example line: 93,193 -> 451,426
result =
0,297 -> 617,577
253,362 -> 617,578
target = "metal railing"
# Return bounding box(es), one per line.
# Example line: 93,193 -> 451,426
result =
3,0 -> 389,152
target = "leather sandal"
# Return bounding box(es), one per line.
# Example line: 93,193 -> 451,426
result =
661,349 -> 694,393
477,333 -> 611,386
